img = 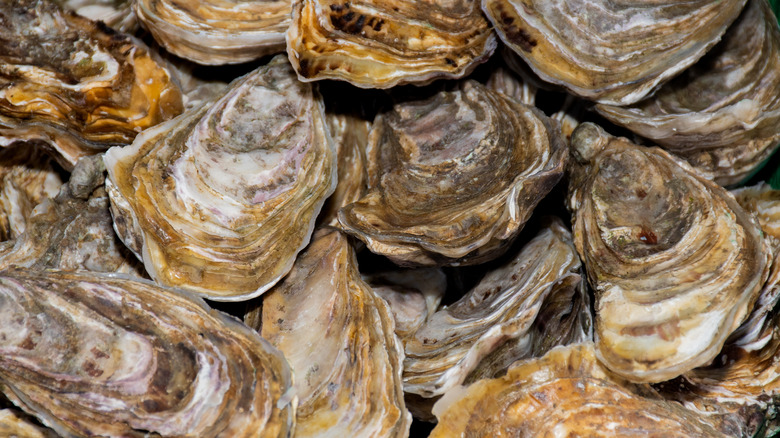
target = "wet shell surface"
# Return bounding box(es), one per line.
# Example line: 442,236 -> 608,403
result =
104,55 -> 337,301
56,0 -> 138,33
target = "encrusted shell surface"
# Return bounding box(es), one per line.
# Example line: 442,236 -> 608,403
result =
105,56 -> 337,301
338,80 -> 567,266
258,229 -> 411,438
134,0 -> 290,65
568,122 -> 771,383
403,219 -> 589,398
596,0 -> 780,186
430,344 -> 728,437
286,0 -> 497,88
0,268 -> 295,437
482,0 -> 748,105
0,0 -> 183,168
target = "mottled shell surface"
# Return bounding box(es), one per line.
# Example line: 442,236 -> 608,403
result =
597,0 -> 780,186
56,0 -> 137,33
286,0 -> 497,88
430,344 -> 728,437
0,0 -> 183,168
338,81 -> 567,266
259,229 -> 411,438
568,122 -> 771,383
482,0 -> 748,105
134,0 -> 290,65
0,409 -> 58,438
403,220 -> 588,398
105,56 -> 337,301
0,268 -> 295,437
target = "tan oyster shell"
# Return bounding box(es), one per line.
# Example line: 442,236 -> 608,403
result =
430,344 -> 728,437
134,0 -> 290,65
286,0 -> 497,88
568,122 -> 771,383
56,0 -> 137,33
0,0 -> 183,169
0,409 -> 58,438
482,0 -> 747,105
258,229 -> 411,437
105,56 -> 336,301
596,0 -> 780,186
338,80 -> 567,266
403,219 -> 589,398
0,267 -> 295,437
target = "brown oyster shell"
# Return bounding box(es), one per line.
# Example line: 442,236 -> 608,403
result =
430,344 -> 728,437
403,219 -> 590,398
105,56 -> 336,301
482,0 -> 747,105
134,0 -> 290,65
258,229 -> 411,437
0,267 -> 295,437
0,0 -> 183,169
596,0 -> 780,186
55,0 -> 137,33
338,80 -> 567,266
0,409 -> 58,438
568,122 -> 771,383
286,0 -> 497,88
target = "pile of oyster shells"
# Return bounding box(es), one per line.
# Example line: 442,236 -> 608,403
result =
1,0 -> 780,436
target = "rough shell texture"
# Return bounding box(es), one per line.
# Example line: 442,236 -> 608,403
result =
596,0 -> 780,186
568,122 -> 771,383
338,80 -> 567,266
429,344 -> 728,437
0,268 -> 295,437
403,219 -> 589,398
0,0 -> 183,168
56,0 -> 137,33
0,409 -> 58,438
134,0 -> 290,65
482,0 -> 747,105
105,56 -> 336,301
286,0 -> 497,88
259,229 -> 411,438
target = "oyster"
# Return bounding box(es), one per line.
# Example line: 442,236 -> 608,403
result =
0,0 -> 184,169
482,0 -> 748,105
596,0 -> 780,186
430,344 -> 728,437
338,80 -> 567,266
0,409 -> 58,438
55,0 -> 137,33
403,219 -> 590,398
258,229 -> 411,437
0,268 -> 295,437
568,122 -> 771,383
0,143 -> 63,242
105,56 -> 336,301
286,0 -> 497,88
134,0 -> 290,65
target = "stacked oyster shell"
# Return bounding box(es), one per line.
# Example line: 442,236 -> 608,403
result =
0,0 -> 779,436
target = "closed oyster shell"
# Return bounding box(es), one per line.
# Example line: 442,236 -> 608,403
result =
430,344 -> 728,437
259,229 -> 411,437
55,0 -> 137,33
0,0 -> 183,169
0,268 -> 295,437
134,0 -> 290,65
403,219 -> 589,398
596,0 -> 780,186
338,80 -> 567,266
568,122 -> 771,383
482,0 -> 747,105
286,0 -> 497,88
105,56 -> 337,301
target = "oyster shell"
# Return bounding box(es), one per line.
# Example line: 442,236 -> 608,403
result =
482,0 -> 748,105
286,0 -> 497,88
568,122 -> 771,383
596,0 -> 780,186
403,219 -> 589,398
0,267 -> 295,437
0,0 -> 184,169
105,56 -> 337,301
134,0 -> 290,65
338,80 -> 567,266
258,229 -> 411,437
430,344 -> 728,437
0,409 -> 58,438
55,0 -> 137,33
